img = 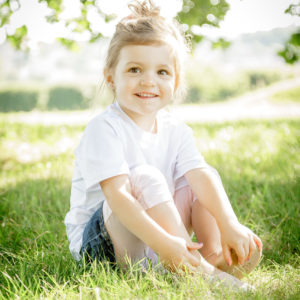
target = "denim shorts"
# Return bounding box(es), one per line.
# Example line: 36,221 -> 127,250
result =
80,201 -> 116,264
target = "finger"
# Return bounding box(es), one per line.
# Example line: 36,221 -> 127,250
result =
243,241 -> 250,263
247,238 -> 256,261
235,244 -> 246,265
222,244 -> 232,266
253,235 -> 263,252
187,242 -> 203,251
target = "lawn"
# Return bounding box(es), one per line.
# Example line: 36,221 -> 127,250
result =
0,117 -> 299,299
271,86 -> 300,103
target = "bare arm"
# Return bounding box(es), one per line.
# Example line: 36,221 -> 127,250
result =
185,168 -> 238,227
185,168 -> 262,265
100,174 -> 202,271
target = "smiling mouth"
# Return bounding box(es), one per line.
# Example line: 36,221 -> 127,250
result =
135,92 -> 159,99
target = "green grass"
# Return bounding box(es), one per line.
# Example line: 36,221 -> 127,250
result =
0,118 -> 299,299
271,86 -> 300,103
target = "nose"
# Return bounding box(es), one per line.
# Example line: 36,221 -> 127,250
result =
140,72 -> 155,87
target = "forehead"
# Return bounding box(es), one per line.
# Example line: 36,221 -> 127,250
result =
118,44 -> 174,67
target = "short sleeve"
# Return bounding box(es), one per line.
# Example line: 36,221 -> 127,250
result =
75,118 -> 129,189
174,124 -> 208,181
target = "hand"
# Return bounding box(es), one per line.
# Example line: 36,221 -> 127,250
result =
158,235 -> 203,273
220,220 -> 263,266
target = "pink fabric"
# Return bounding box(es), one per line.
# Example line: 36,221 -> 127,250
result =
174,185 -> 197,234
106,165 -> 197,267
130,165 -> 196,214
130,165 -> 174,210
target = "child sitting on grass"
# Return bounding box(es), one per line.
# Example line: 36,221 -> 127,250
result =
65,0 -> 262,289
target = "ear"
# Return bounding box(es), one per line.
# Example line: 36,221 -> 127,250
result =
104,68 -> 115,90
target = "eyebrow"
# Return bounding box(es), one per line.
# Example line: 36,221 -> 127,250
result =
125,62 -> 172,69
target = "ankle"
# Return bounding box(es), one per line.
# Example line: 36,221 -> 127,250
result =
202,251 -> 224,267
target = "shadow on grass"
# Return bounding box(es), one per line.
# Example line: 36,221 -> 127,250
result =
190,119 -> 300,267
0,117 -> 299,298
215,150 -> 299,266
1,172 -> 299,265
228,177 -> 299,266
0,176 -> 81,297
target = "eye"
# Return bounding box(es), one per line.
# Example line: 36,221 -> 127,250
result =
158,69 -> 169,76
128,67 -> 141,73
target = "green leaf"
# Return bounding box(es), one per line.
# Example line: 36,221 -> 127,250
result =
212,37 -> 231,49
290,32 -> 300,46
0,0 -> 14,27
193,34 -> 203,44
57,37 -> 80,51
80,0 -> 96,4
89,32 -> 103,43
45,14 -> 59,23
178,0 -> 229,27
284,3 -> 300,17
105,14 -> 117,22
39,0 -> 63,13
278,45 -> 300,64
177,0 -> 230,46
6,25 -> 27,50
73,18 -> 90,33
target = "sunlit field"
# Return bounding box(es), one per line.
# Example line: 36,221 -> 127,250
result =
271,86 -> 300,103
0,117 -> 299,299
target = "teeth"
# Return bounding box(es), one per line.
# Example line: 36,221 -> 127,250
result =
137,93 -> 157,97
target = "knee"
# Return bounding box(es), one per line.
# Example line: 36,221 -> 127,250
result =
129,164 -> 172,208
130,164 -> 167,189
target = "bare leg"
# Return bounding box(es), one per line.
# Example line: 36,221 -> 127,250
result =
104,165 -> 192,270
191,200 -> 223,266
104,165 -> 259,279
105,212 -> 151,269
146,201 -> 193,244
191,194 -> 261,279
105,199 -> 196,270
173,185 -> 225,268
171,187 -> 258,288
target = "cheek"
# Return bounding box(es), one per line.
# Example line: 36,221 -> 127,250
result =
167,79 -> 176,94
114,79 -> 126,95
119,77 -> 136,91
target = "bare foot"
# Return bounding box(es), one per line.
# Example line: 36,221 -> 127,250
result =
207,269 -> 256,291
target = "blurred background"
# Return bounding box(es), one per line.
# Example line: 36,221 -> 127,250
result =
0,0 -> 299,121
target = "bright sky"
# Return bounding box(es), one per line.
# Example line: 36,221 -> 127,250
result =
0,0 -> 299,47
216,0 -> 300,39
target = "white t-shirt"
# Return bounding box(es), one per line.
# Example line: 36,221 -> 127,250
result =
64,102 -> 208,260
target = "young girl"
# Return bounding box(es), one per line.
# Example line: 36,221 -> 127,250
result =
65,0 -> 262,288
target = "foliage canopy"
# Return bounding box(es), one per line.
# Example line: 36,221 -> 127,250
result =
0,0 -> 229,50
278,3 -> 300,64
0,0 -> 299,63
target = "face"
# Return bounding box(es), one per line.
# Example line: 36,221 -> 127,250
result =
107,44 -> 176,124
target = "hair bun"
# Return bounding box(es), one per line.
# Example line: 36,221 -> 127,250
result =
128,0 -> 161,18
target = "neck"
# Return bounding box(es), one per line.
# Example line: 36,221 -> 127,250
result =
134,115 -> 157,133
118,104 -> 157,133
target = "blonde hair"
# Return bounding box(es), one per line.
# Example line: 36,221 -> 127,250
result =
104,0 -> 190,101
